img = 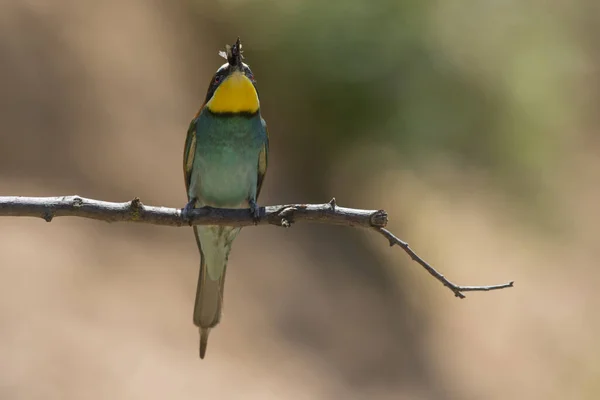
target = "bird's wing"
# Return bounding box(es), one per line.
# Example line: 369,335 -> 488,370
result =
183,118 -> 198,197
257,118 -> 269,199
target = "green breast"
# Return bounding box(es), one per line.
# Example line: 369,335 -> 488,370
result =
191,110 -> 266,207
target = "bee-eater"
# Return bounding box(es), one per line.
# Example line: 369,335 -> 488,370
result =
182,38 -> 269,359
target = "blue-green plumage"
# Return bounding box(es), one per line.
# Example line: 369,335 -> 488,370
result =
189,112 -> 266,209
189,111 -> 267,281
183,38 -> 269,359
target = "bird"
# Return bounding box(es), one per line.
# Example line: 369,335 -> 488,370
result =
182,37 -> 269,359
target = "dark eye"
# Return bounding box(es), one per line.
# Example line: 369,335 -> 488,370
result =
214,75 -> 222,84
247,72 -> 255,82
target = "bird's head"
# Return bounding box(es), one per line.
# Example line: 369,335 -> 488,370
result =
203,37 -> 259,115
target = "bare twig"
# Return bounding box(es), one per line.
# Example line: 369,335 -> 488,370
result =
0,195 -> 513,298
375,227 -> 514,298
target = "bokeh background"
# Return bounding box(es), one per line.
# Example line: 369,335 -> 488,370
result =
1,1 -> 599,399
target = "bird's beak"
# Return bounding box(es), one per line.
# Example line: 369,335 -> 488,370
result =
226,37 -> 244,70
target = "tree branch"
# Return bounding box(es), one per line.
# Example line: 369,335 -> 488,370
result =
0,195 -> 513,298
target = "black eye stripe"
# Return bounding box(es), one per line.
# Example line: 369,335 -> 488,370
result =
244,69 -> 256,82
214,70 -> 255,84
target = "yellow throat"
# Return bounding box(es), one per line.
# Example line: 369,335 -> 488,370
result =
206,70 -> 259,113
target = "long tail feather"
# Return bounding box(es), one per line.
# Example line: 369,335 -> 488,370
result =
200,328 -> 210,359
192,226 -> 237,359
193,255 -> 225,359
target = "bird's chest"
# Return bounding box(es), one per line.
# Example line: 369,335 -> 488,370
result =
191,135 -> 260,208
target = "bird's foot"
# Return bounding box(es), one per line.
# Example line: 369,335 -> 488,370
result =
182,197 -> 197,225
248,199 -> 261,224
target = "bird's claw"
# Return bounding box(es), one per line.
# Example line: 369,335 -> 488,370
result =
182,197 -> 197,225
249,199 -> 260,224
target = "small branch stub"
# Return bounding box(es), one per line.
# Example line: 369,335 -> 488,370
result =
43,210 -> 53,222
277,206 -> 297,228
370,210 -> 388,228
329,197 -> 337,211
0,195 -> 513,299
130,197 -> 143,221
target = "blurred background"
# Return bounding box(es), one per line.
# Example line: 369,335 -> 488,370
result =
1,1 -> 599,399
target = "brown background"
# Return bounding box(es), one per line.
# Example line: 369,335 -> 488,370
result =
1,1 -> 599,399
